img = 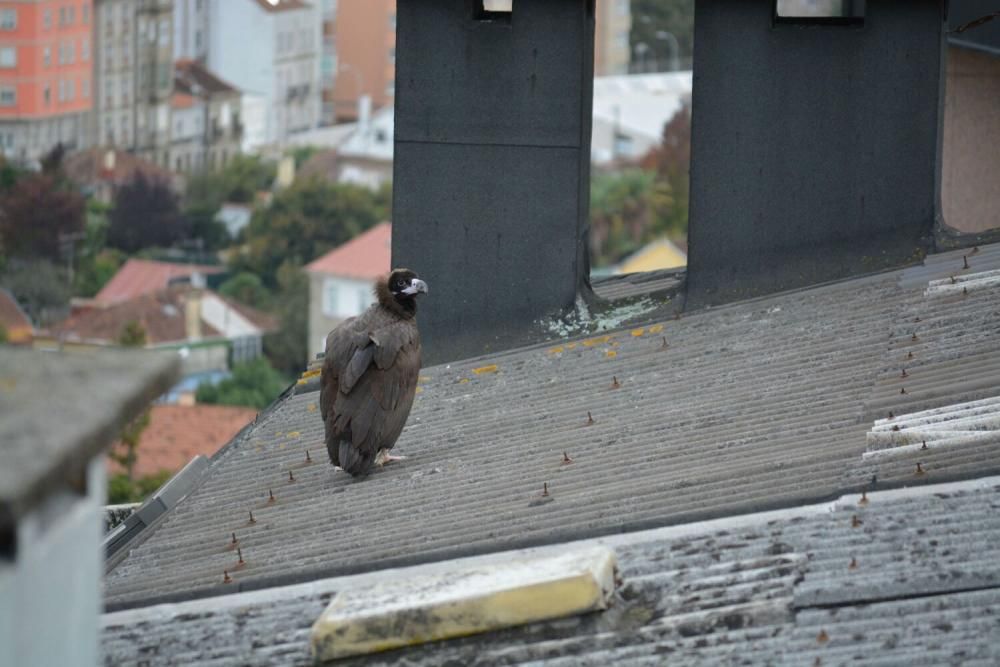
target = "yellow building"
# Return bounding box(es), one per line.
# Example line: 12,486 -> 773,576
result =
617,238 -> 687,274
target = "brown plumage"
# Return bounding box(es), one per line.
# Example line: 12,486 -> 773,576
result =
320,268 -> 427,477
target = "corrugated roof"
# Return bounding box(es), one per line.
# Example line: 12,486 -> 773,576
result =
100,477 -> 1000,665
102,243 -> 1000,610
95,259 -> 224,305
108,405 -> 257,479
303,222 -> 391,279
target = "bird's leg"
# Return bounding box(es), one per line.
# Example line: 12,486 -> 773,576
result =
374,449 -> 407,467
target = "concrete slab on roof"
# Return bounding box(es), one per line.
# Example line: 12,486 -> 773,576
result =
0,348 -> 179,533
100,477 -> 1000,666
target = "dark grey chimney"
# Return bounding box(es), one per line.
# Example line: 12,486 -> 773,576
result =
686,0 -> 947,307
392,0 -> 595,365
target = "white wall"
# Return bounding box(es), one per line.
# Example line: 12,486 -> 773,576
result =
0,459 -> 106,667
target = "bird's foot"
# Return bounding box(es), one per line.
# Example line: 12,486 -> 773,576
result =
374,450 -> 407,467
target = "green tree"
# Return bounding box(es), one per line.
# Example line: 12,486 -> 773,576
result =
0,258 -> 71,326
263,260 -> 309,376
631,0 -> 695,72
107,174 -> 188,253
219,271 -> 272,310
234,179 -> 386,288
0,172 -> 85,262
589,169 -> 672,268
109,320 -> 151,482
196,357 -> 288,409
107,470 -> 172,504
117,320 -> 148,347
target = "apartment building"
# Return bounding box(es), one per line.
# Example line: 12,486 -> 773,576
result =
318,0 -> 336,125
173,0 -> 208,63
208,0 -> 319,150
0,0 -> 94,164
93,0 -> 174,166
331,0 -> 394,122
170,58 -> 241,173
595,0 -> 632,76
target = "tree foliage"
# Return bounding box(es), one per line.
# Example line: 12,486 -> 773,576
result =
589,169 -> 672,268
195,357 -> 288,409
107,470 -> 172,504
0,258 -> 71,326
263,261 -> 309,376
641,100 -> 692,237
0,170 -> 85,262
233,179 -> 388,287
219,271 -> 272,310
107,174 -> 188,253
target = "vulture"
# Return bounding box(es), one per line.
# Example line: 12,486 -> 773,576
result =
320,268 -> 428,477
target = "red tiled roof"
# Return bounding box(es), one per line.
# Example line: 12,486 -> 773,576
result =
108,404 -> 257,478
96,258 -> 224,304
172,92 -> 197,109
0,288 -> 33,344
304,222 -> 391,280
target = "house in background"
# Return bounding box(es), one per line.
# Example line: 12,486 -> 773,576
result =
616,237 -> 687,274
170,59 -> 243,174
62,147 -> 179,204
107,403 -> 256,479
304,222 -> 390,358
93,257 -> 223,305
0,287 -> 34,344
39,284 -> 276,381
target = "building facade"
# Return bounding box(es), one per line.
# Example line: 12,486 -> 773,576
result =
318,0 -> 336,125
0,0 -> 94,164
170,59 -> 241,173
594,0 -> 631,75
208,0 -> 319,150
93,0 -> 174,166
331,0 -> 394,121
172,0 -> 208,63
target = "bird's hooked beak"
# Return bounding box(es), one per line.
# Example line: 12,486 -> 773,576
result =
401,278 -> 428,296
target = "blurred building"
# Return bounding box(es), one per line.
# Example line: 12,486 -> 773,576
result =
331,0 -> 395,121
318,0 -> 337,125
0,0 -> 95,164
170,59 -> 242,173
207,0 -> 320,150
172,0 -> 209,63
594,0 -> 631,75
304,221 -> 390,358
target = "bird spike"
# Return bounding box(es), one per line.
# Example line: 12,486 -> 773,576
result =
920,440 -> 928,451
963,286 -> 969,296
306,450 -> 312,463
900,368 -> 908,378
859,491 -> 868,506
611,376 -> 621,389
288,470 -> 295,482
541,482 -> 549,497
661,337 -> 669,349
907,351 -> 914,359
248,510 -> 256,525
849,557 -> 858,570
888,411 -> 894,420
911,332 -> 918,342
963,255 -> 969,269
816,629 -> 830,644
900,387 -> 907,395
851,515 -> 863,528
562,452 -> 573,465
231,532 -> 238,545
916,462 -> 926,476
237,547 -> 245,565
223,570 -> 232,584
268,488 -> 275,502
586,411 -> 594,426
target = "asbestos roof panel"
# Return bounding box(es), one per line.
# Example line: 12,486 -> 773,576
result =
100,479 -> 1000,665
102,245 -> 1000,610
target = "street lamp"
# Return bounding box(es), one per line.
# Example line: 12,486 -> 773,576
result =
655,30 -> 681,72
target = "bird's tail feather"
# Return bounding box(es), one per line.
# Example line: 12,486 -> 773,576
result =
339,442 -> 374,477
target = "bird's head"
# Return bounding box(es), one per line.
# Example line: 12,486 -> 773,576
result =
376,268 -> 428,317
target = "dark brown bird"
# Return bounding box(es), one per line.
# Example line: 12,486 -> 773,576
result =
320,268 -> 427,477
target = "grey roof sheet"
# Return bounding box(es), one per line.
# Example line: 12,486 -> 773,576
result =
0,348 -> 178,532
100,478 -> 1000,665
103,244 -> 1000,611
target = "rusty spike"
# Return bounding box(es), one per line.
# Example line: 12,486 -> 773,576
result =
911,332 -> 918,342
611,376 -> 621,389
586,411 -> 594,425
900,387 -> 907,395
223,570 -> 232,584
817,629 -> 830,644
963,255 -> 969,269
900,368 -> 908,378
916,462 -> 926,476
859,491 -> 868,506
892,424 -> 901,432
907,351 -> 914,360
268,488 -> 275,502
888,411 -> 895,420
971,245 -> 980,255
849,557 -> 858,570
921,440 -> 928,451
950,275 -> 957,284
661,337 -> 668,349
963,286 -> 969,296
231,532 -> 238,545
248,510 -> 256,525
914,316 -> 921,322
562,452 -> 573,465
237,547 -> 245,565
851,515 -> 863,528
541,482 -> 549,498
288,470 -> 295,482
306,450 -> 312,463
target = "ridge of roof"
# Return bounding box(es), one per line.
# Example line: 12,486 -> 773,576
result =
303,222 -> 391,279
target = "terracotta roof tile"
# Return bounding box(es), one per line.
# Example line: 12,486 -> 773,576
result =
96,259 -> 224,304
108,404 -> 257,478
304,222 -> 391,280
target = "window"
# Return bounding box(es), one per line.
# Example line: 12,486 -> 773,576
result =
158,18 -> 170,44
43,84 -> 50,105
323,280 -> 339,317
59,7 -> 66,26
0,47 -> 15,68
44,8 -> 51,29
43,46 -> 51,67
1,87 -> 16,106
0,9 -> 16,31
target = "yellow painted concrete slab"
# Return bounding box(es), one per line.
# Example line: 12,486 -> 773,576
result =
310,546 -> 617,662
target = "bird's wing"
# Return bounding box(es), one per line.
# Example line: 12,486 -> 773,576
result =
330,317 -> 421,458
320,315 -> 365,424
